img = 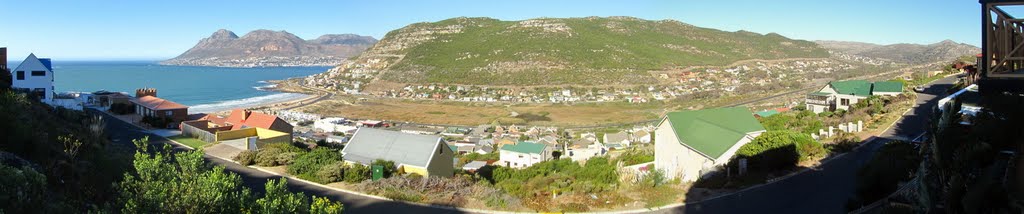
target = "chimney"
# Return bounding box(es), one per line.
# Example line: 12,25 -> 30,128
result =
135,88 -> 157,98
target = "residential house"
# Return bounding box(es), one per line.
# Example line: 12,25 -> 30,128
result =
179,109 -> 294,150
632,130 -> 652,144
603,131 -> 631,150
805,80 -> 904,113
341,128 -> 454,177
499,141 -> 550,168
654,107 -> 767,182
131,88 -> 189,127
565,138 -> 605,162
11,54 -> 54,103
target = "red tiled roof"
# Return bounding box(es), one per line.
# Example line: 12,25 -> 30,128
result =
132,95 -> 188,110
218,109 -> 285,131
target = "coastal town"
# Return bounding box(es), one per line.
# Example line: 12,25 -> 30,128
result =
2,43 -> 983,212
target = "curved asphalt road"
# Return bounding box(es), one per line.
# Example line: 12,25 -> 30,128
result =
658,76 -> 957,214
90,108 -> 464,214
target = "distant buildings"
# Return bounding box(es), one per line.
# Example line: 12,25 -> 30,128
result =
341,128 -> 454,177
10,53 -> 54,104
654,107 -> 766,182
805,80 -> 904,113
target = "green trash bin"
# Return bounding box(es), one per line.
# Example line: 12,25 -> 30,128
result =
371,165 -> 383,181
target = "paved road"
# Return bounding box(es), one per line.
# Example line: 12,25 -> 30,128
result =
659,76 -> 957,214
89,108 -> 464,214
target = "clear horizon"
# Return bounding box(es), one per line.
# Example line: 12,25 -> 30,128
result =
0,0 -> 999,60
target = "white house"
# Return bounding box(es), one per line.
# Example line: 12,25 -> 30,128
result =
313,117 -> 359,133
499,141 -> 550,168
805,80 -> 904,113
654,107 -> 767,182
632,130 -> 652,144
11,54 -> 54,104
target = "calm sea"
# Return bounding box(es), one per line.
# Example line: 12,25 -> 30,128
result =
36,61 -> 328,112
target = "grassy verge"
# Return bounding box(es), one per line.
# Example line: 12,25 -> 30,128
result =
168,135 -> 208,149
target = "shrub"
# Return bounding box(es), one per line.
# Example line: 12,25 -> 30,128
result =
344,164 -> 370,183
735,131 -> 824,171
256,148 -> 285,167
828,132 -> 862,153
275,152 -> 299,165
316,161 -> 347,184
288,148 -> 343,181
234,150 -> 258,166
109,103 -> 133,114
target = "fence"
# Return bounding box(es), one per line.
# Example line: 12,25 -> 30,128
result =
180,122 -> 216,143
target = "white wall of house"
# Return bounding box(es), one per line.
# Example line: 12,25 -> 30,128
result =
499,149 -> 548,168
807,103 -> 830,113
11,54 -> 54,104
712,131 -> 764,164
833,94 -> 865,111
424,140 -> 455,177
654,119 -> 714,182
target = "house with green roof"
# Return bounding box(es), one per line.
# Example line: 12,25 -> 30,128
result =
499,141 -> 551,168
654,107 -> 767,182
805,80 -> 904,113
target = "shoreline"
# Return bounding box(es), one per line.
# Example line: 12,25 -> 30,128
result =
191,92 -> 316,114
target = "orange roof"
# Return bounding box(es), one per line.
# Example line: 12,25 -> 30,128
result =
132,95 -> 188,110
220,109 -> 285,131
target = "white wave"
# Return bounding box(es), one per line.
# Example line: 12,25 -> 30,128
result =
190,93 -> 311,113
253,84 -> 278,91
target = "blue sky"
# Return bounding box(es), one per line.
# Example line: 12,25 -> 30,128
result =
0,0 -> 993,60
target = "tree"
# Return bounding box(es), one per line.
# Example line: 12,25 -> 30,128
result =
256,179 -> 308,214
0,163 -> 47,213
288,148 -> 343,182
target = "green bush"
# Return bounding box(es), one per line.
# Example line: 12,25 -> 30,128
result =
344,164 -> 370,183
275,152 -> 299,165
234,150 -> 258,166
735,131 -> 824,171
109,103 -> 133,114
256,148 -> 285,167
288,148 -> 343,182
316,161 -> 347,184
827,132 -> 862,153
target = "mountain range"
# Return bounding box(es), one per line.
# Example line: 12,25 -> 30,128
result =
815,40 -> 979,64
319,16 -> 829,87
161,29 -> 377,67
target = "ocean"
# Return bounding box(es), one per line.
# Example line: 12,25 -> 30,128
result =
41,61 -> 328,113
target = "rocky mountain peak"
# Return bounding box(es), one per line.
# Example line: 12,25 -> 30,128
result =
210,29 -> 239,40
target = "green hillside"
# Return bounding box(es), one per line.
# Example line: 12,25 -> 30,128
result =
352,16 -> 828,86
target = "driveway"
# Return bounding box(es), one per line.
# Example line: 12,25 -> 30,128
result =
89,108 -> 466,214
659,76 -> 957,214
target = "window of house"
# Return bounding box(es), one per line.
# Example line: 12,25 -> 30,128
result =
16,71 -> 24,80
840,98 -> 849,106
165,111 -> 172,116
31,71 -> 45,76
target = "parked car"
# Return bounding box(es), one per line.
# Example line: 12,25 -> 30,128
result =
913,86 -> 926,93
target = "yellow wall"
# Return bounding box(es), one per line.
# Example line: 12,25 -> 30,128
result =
255,128 -> 289,138
402,165 -> 429,177
216,128 -> 257,141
